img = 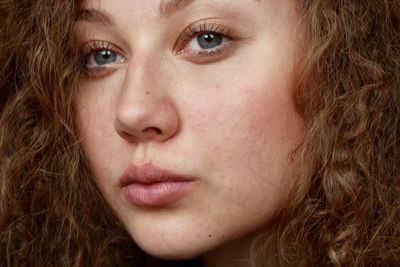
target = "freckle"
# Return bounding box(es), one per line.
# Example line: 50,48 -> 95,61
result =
216,85 -> 220,89
146,91 -> 150,95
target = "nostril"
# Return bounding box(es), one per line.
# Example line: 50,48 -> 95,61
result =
117,130 -> 133,140
116,127 -> 163,142
143,127 -> 162,135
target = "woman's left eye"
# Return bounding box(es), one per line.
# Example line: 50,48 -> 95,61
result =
187,32 -> 226,51
176,22 -> 234,61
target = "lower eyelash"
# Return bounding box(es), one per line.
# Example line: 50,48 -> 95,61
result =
195,42 -> 228,55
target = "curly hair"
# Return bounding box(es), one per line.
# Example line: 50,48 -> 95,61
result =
0,0 -> 399,266
272,1 -> 400,266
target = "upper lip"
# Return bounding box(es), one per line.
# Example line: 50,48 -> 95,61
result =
120,163 -> 192,187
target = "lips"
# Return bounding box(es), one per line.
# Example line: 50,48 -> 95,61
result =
120,163 -> 195,207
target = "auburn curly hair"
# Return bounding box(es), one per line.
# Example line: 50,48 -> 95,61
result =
0,0 -> 399,266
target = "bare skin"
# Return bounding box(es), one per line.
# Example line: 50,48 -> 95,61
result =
75,0 -> 303,266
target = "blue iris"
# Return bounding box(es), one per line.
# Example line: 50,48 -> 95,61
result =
197,33 -> 223,50
93,50 -> 117,65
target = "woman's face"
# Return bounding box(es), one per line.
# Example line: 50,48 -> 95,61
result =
75,0 -> 303,263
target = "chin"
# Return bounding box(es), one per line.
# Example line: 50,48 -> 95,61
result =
131,231 -> 219,261
136,241 -> 204,261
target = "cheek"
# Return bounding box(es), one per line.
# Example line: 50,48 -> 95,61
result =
75,83 -> 121,178
180,68 -> 302,196
182,66 -> 299,154
77,94 -> 112,146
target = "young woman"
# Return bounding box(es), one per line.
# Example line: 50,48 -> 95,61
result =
1,0 -> 399,266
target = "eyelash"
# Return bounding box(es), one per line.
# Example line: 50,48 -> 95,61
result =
80,22 -> 234,77
175,22 -> 233,56
80,40 -> 124,76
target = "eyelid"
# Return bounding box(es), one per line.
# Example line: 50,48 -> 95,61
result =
81,40 -> 125,56
174,20 -> 234,51
79,40 -> 126,78
174,20 -> 239,64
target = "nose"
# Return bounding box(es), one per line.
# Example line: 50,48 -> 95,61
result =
114,59 -> 180,143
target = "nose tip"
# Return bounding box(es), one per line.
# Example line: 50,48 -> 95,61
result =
114,99 -> 180,143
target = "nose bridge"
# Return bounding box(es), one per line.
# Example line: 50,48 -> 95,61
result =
121,52 -> 161,102
114,50 -> 180,143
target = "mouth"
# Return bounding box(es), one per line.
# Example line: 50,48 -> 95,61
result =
120,163 -> 195,207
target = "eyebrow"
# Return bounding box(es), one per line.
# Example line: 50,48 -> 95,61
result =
76,8 -> 115,27
159,0 -> 259,18
159,0 -> 196,18
77,0 -> 259,25
77,0 -> 195,25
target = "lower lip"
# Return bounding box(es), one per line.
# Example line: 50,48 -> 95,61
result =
122,181 -> 194,207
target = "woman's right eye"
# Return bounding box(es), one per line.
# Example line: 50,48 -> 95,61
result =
89,50 -> 120,66
81,41 -> 126,77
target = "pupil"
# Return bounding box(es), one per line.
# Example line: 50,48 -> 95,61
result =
197,33 -> 223,49
94,50 -> 116,65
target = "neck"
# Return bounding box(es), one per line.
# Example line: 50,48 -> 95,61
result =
200,228 -> 280,267
200,232 -> 257,267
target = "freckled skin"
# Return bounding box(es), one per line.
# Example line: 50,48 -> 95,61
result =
76,0 -> 303,266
